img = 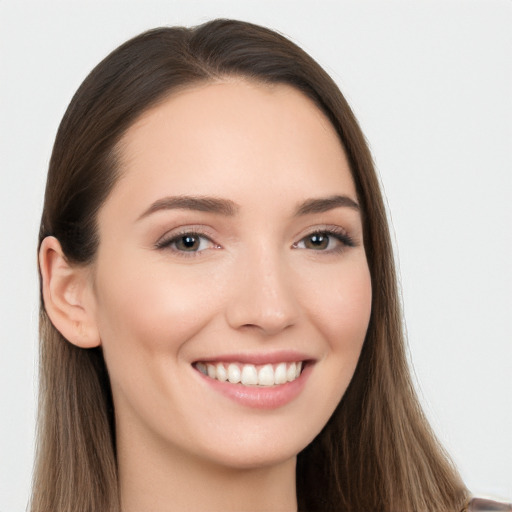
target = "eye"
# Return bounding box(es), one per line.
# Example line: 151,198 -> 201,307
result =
294,229 -> 355,252
156,231 -> 218,254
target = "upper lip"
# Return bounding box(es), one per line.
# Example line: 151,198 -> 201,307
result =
192,350 -> 315,366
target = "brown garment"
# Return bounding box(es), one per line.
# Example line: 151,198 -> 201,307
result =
465,497 -> 512,512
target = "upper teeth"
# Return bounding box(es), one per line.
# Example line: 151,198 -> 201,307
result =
195,361 -> 303,387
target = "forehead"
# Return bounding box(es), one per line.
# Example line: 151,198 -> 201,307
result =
107,79 -> 356,218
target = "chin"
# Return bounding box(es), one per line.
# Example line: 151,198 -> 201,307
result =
200,442 -> 300,472
186,417 -> 323,472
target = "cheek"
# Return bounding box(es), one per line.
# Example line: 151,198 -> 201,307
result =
91,257 -> 231,436
301,259 -> 372,352
92,256 -> 226,358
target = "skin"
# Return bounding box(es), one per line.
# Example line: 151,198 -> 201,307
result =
40,80 -> 372,511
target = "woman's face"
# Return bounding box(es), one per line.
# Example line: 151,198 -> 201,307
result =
89,80 -> 372,470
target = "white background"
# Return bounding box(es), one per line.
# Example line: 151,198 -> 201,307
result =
0,1 -> 510,510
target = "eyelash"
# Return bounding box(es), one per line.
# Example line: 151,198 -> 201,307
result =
155,226 -> 356,256
292,227 -> 356,253
155,228 -> 218,257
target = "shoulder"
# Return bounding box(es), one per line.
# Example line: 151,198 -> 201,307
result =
465,497 -> 512,512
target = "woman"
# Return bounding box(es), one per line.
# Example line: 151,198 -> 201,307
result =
32,18 -> 503,512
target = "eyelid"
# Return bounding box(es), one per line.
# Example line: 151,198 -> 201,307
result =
154,224 -> 357,255
292,225 -> 356,251
154,226 -> 220,253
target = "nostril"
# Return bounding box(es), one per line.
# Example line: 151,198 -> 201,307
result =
225,266 -> 300,335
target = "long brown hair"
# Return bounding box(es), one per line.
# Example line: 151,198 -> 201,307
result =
33,19 -> 468,512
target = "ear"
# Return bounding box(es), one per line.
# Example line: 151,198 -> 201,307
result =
39,236 -> 101,348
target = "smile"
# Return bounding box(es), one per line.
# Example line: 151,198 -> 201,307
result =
194,361 -> 303,387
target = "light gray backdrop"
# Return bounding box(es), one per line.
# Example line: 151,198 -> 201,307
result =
1,1 -> 510,511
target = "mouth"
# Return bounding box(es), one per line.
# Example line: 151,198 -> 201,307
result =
192,354 -> 314,409
193,360 -> 307,387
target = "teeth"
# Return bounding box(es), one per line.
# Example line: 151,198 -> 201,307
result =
197,361 -> 304,387
216,363 -> 227,382
258,364 -> 274,386
196,362 -> 208,376
274,362 -> 287,384
207,364 -> 216,379
241,364 -> 258,385
286,362 -> 297,382
227,363 -> 241,384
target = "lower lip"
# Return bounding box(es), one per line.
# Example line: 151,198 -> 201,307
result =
195,363 -> 312,410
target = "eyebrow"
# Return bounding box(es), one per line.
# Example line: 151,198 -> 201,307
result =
137,196 -> 239,220
137,193 -> 359,221
294,195 -> 360,215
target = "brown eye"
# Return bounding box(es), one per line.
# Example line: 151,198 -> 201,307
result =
294,229 -> 355,253
303,233 -> 329,250
175,235 -> 201,251
156,232 -> 218,254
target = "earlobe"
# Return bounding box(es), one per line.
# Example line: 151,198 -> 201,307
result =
39,236 -> 101,348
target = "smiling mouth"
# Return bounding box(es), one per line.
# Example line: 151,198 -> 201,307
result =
194,361 -> 305,387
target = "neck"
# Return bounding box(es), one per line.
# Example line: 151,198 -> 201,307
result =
117,427 -> 298,512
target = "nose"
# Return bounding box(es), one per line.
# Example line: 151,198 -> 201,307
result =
225,249 -> 300,337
